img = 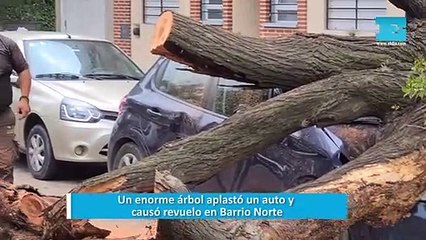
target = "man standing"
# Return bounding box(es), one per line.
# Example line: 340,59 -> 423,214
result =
0,33 -> 31,183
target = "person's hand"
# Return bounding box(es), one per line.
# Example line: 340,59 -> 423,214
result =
17,98 -> 30,119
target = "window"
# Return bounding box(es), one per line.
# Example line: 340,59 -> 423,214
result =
270,0 -> 298,26
144,0 -> 179,25
155,61 -> 218,108
201,0 -> 223,25
327,0 -> 387,32
24,40 -> 145,80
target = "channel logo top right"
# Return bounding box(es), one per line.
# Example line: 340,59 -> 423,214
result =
375,17 -> 407,45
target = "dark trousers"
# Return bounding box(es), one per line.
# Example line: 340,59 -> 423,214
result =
0,108 -> 17,184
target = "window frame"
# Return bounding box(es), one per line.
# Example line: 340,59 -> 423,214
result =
326,0 -> 387,32
143,0 -> 180,25
201,0 -> 224,26
267,0 -> 298,28
152,60 -> 221,111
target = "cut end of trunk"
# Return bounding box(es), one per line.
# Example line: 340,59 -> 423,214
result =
151,11 -> 174,55
19,193 -> 46,226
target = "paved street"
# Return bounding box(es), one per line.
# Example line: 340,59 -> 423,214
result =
13,156 -> 155,239
14,155 -> 106,196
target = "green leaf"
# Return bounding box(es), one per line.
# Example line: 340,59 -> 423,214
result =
403,58 -> 426,101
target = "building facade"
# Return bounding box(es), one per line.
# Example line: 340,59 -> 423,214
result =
110,0 -> 405,71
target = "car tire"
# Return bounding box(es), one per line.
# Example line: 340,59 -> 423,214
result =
113,142 -> 144,170
26,124 -> 58,180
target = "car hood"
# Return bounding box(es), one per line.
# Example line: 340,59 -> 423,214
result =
39,80 -> 138,112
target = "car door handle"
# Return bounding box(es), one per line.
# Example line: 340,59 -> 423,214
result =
146,108 -> 163,118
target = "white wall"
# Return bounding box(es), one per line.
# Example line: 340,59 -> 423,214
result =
307,0 -> 406,37
130,0 -> 190,71
232,0 -> 260,37
57,0 -> 113,40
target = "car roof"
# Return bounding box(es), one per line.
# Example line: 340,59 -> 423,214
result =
0,29 -> 110,43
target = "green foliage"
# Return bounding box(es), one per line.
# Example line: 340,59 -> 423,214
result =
403,58 -> 426,99
0,0 -> 55,31
402,58 -> 426,124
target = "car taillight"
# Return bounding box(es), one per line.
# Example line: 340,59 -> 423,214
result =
118,96 -> 128,116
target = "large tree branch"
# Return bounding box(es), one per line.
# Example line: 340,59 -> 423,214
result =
260,104 -> 426,239
0,183 -> 110,240
154,170 -> 233,240
389,0 -> 423,19
149,12 -> 424,90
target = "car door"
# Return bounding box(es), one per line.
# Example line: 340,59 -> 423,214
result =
129,59 -> 226,157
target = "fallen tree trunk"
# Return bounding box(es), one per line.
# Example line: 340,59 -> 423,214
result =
150,11 -> 424,90
40,70 -> 415,239
258,105 -> 426,239
390,0 -> 423,19
155,104 -> 426,240
154,170 -> 234,240
0,183 -> 110,240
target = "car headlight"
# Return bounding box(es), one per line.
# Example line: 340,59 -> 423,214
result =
60,98 -> 103,123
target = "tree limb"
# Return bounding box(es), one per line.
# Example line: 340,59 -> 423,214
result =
389,0 -> 423,19
150,11 -> 424,90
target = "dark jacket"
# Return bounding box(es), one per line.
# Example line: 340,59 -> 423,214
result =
0,34 -> 28,112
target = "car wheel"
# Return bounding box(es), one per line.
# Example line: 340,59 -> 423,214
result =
114,142 -> 144,169
26,124 -> 57,180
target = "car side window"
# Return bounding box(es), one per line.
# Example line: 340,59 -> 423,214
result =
155,61 -> 219,109
213,78 -> 269,116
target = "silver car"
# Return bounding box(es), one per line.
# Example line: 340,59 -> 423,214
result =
2,29 -> 144,180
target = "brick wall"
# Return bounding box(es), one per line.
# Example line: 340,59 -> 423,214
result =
223,0 -> 232,31
190,0 -> 201,20
113,0 -> 131,55
113,0 -> 308,56
259,0 -> 307,38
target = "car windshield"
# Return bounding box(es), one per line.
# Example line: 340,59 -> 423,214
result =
23,39 -> 145,80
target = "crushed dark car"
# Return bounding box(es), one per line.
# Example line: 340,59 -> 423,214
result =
107,57 -> 346,192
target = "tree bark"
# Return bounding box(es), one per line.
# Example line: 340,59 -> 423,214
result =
0,183 -> 110,240
150,11 -> 424,90
389,0 -> 423,19
154,170 -> 233,240
256,104 -> 426,240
